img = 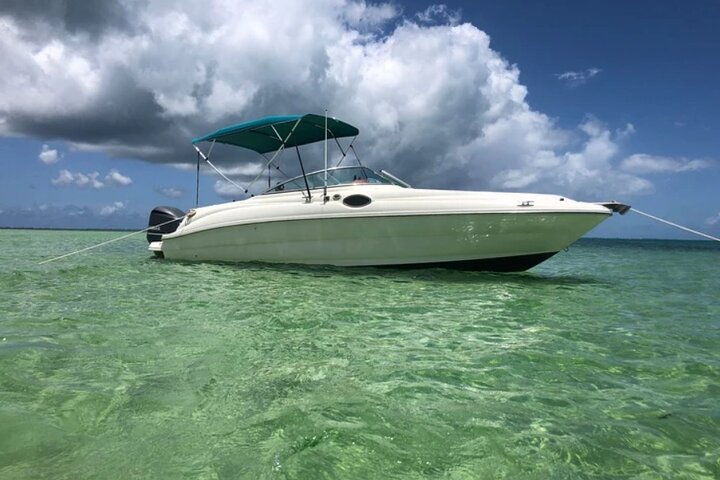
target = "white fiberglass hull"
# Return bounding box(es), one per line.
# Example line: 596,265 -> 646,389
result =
151,185 -> 613,271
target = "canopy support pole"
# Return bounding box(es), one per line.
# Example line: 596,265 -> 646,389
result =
295,146 -> 313,202
349,144 -> 363,167
323,110 -> 328,202
238,118 -> 303,192
193,144 -> 246,193
195,150 -> 200,206
262,152 -> 292,180
334,136 -> 358,167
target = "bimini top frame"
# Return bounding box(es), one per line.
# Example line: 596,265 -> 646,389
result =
192,114 -> 358,153
191,113 -> 360,203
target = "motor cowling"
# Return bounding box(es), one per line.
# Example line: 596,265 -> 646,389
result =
147,206 -> 185,243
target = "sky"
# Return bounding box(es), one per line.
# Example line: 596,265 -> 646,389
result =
0,0 -> 718,238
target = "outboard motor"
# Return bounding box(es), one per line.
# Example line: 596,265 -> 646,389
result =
146,206 -> 185,243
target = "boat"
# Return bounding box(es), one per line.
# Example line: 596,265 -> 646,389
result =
146,114 -> 629,272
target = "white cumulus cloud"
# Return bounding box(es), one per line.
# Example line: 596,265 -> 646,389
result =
416,5 -> 461,25
99,201 -> 126,216
51,169 -> 74,185
155,187 -> 184,198
51,169 -> 104,188
215,163 -> 265,177
213,180 -> 245,199
620,154 -> 712,174
105,168 -> 132,186
38,144 -> 59,164
51,168 -> 133,188
556,67 -> 602,87
489,117 -> 653,197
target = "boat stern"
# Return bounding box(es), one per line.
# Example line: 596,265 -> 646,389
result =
148,241 -> 164,258
146,205 -> 185,258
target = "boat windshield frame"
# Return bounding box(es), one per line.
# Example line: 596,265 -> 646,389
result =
263,166 -> 397,195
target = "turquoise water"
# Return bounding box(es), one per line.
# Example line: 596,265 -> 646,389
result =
1,229 -> 718,479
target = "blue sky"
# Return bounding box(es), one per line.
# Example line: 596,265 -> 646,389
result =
1,0 -> 718,238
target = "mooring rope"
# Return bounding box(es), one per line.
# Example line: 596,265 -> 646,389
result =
37,216 -> 185,265
631,208 -> 720,242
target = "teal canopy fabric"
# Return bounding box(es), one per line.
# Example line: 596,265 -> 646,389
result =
191,114 -> 359,154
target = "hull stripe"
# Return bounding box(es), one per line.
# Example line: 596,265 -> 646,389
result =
377,252 -> 559,272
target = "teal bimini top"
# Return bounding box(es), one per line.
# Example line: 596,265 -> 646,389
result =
191,114 -> 359,154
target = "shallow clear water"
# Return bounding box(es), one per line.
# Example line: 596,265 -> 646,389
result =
1,230 -> 718,479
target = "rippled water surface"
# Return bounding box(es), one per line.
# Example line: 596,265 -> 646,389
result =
1,229 -> 718,479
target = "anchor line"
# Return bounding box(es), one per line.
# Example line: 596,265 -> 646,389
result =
630,208 -> 720,242
38,215 -> 185,265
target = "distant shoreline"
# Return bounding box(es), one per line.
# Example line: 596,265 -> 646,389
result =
0,226 -> 137,233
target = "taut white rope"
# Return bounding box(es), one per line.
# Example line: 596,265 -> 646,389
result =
38,216 -> 184,265
631,208 -> 720,242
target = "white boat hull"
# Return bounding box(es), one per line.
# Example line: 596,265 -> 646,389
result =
154,188 -> 610,270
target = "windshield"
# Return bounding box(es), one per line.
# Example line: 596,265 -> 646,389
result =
266,166 -> 395,194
